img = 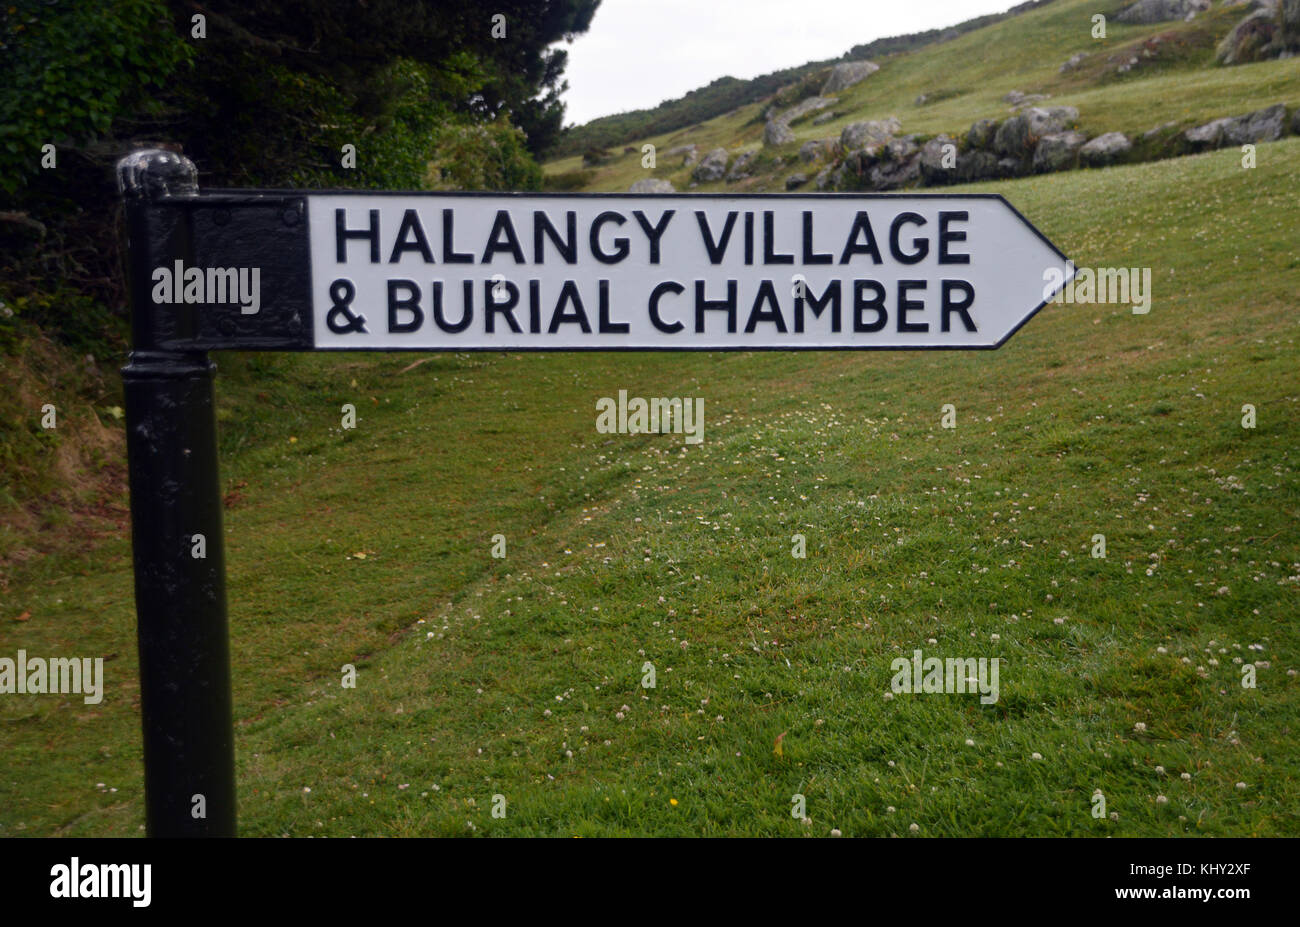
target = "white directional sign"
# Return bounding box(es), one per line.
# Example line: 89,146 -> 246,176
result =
306,193 -> 1072,351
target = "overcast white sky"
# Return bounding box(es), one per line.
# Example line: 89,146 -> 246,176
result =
560,0 -> 1024,126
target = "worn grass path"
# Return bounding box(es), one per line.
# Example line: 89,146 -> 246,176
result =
1,141 -> 1297,837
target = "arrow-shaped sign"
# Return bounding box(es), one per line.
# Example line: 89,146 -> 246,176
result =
138,191 -> 1072,353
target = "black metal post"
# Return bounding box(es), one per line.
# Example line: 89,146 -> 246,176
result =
117,150 -> 236,837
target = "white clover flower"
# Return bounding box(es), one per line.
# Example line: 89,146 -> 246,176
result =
1134,722 -> 1147,733
909,823 -> 919,833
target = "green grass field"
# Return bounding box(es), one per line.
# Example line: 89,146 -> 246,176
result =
2,134 -> 1296,836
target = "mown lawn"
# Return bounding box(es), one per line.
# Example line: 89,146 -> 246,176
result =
1,138 -> 1296,837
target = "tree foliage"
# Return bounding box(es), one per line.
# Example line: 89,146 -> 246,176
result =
0,0 -> 598,352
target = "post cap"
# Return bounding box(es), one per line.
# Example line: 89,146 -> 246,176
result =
116,148 -> 198,200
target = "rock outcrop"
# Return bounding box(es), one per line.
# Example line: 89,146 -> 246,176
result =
726,151 -> 756,181
966,119 -> 998,150
1217,9 -> 1279,63
762,96 -> 836,148
763,120 -> 796,146
840,116 -> 901,149
1116,0 -> 1210,24
821,61 -> 879,94
1185,104 -> 1288,148
774,95 -> 836,126
918,135 -> 957,185
1033,131 -> 1088,172
994,106 -> 1079,158
1060,52 -> 1087,73
1079,132 -> 1132,166
692,148 -> 730,182
663,143 -> 698,166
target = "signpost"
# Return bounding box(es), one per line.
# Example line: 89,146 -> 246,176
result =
116,148 -> 1074,835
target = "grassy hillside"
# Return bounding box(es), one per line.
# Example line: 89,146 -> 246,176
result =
546,0 -> 1300,194
3,136 -> 1296,836
548,0 -> 1057,159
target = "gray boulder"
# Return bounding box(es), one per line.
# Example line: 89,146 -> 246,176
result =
919,135 -> 958,185
726,151 -> 757,181
628,179 -> 676,194
1033,131 -> 1088,172
869,152 -> 920,190
1224,103 -> 1288,143
1186,104 -> 1288,149
822,60 -> 880,94
840,116 -> 901,149
993,116 -> 1032,157
1079,131 -> 1132,166
997,157 -> 1024,176
785,173 -> 809,190
764,120 -> 796,147
995,106 -> 1079,157
993,105 -> 1076,156
1028,106 -> 1080,135
1216,9 -> 1280,64
885,135 -> 920,160
956,150 -> 1003,182
814,167 -> 833,190
860,138 -> 922,190
811,111 -> 838,126
798,140 -> 825,163
692,148 -> 730,182
1060,52 -> 1087,73
967,118 -> 999,150
834,147 -> 881,191
775,95 -> 836,126
1116,0 -> 1210,24
1185,117 -> 1234,148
